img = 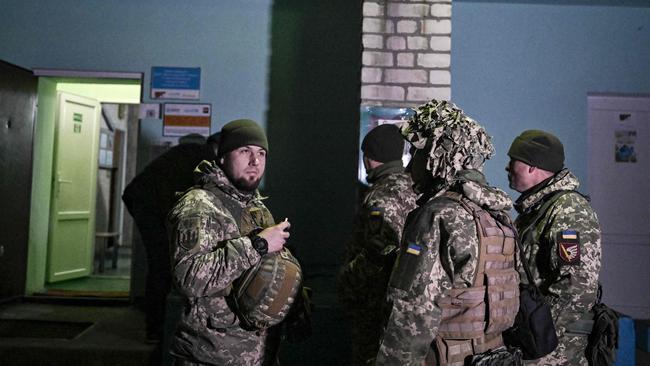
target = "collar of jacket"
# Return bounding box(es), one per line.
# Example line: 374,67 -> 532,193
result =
418,169 -> 513,211
193,160 -> 264,204
514,168 -> 580,214
366,160 -> 405,184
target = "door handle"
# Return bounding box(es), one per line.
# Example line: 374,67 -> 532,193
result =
55,173 -> 73,197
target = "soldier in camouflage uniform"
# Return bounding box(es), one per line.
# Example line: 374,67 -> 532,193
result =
167,119 -> 291,366
506,130 -> 601,365
376,100 -> 520,366
338,124 -> 417,366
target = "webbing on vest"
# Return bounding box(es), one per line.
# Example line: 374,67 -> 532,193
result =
430,192 -> 520,366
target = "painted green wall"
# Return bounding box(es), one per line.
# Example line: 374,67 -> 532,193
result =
56,79 -> 141,104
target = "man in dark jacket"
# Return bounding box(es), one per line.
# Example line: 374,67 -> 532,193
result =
122,132 -> 219,342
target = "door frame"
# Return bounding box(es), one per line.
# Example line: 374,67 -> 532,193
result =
0,60 -> 38,303
25,69 -> 142,296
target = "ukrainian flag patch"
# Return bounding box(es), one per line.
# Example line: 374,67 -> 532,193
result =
557,230 -> 580,265
369,207 -> 383,218
561,230 -> 578,240
406,243 -> 422,256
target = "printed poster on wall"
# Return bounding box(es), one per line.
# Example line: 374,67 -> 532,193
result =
615,130 -> 637,163
163,103 -> 211,137
151,67 -> 201,100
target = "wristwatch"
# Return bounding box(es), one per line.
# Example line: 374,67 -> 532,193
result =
248,229 -> 268,256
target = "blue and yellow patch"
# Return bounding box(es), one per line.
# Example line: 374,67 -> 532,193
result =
561,230 -> 578,240
406,243 -> 422,256
369,207 -> 383,219
557,230 -> 580,265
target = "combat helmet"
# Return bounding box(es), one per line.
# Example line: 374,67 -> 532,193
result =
231,247 -> 303,330
401,99 -> 494,193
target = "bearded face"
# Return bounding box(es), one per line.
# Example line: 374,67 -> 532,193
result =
220,145 -> 267,192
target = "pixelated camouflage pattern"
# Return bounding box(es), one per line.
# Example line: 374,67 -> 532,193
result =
400,99 -> 495,193
376,170 -> 514,366
167,160 -> 277,366
338,161 -> 417,366
514,169 -> 601,366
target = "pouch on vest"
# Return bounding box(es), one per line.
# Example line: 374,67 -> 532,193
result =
431,193 -> 520,366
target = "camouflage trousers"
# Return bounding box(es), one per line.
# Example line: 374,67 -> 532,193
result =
524,332 -> 588,366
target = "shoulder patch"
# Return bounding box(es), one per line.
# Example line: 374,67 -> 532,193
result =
175,216 -> 203,251
366,206 -> 385,235
369,206 -> 383,219
557,230 -> 580,265
406,243 -> 422,256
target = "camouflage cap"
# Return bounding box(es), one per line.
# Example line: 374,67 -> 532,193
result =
401,99 -> 494,188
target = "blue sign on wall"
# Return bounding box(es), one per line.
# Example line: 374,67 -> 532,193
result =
151,67 -> 201,100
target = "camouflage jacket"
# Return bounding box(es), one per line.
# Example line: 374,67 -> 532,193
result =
376,170 -> 514,365
339,161 -> 417,308
167,160 -> 275,366
514,169 -> 601,334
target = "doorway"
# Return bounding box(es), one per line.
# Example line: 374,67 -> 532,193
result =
26,71 -> 142,300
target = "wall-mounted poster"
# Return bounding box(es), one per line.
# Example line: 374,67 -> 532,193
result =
163,103 -> 211,137
615,130 -> 637,163
358,106 -> 414,185
151,66 -> 201,100
99,128 -> 114,168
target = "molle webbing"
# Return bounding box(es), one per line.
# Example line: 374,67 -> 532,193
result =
432,192 -> 520,365
430,333 -> 505,366
208,189 -> 274,235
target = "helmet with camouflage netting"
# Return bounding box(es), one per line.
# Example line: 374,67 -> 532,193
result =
401,99 -> 494,192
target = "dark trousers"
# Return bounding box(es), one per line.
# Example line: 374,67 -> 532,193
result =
130,207 -> 172,337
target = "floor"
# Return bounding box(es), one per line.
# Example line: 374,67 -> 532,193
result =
40,247 -> 132,298
0,299 -> 158,365
1,250 -> 648,366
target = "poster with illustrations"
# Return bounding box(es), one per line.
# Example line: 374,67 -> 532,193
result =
615,130 -> 637,163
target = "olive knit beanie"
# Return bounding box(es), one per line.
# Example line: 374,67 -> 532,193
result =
218,119 -> 268,157
362,124 -> 405,163
508,130 -> 564,172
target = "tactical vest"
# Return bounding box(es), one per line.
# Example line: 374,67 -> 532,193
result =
428,192 -> 520,366
210,188 -> 303,330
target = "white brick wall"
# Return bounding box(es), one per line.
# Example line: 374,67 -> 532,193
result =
361,0 -> 452,107
386,36 -> 406,50
361,85 -> 405,101
388,3 -> 430,18
362,67 -> 383,83
421,19 -> 451,35
417,53 -> 450,68
385,69 -> 428,84
397,53 -> 415,67
363,2 -> 384,17
407,36 -> 429,50
362,34 -> 383,49
363,51 -> 394,67
397,20 -> 417,34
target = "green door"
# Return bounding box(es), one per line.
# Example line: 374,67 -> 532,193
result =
47,92 -> 101,282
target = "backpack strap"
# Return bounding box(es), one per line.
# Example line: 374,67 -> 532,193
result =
517,190 -> 575,286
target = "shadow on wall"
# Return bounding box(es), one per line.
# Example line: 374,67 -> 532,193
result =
265,1 -> 362,365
